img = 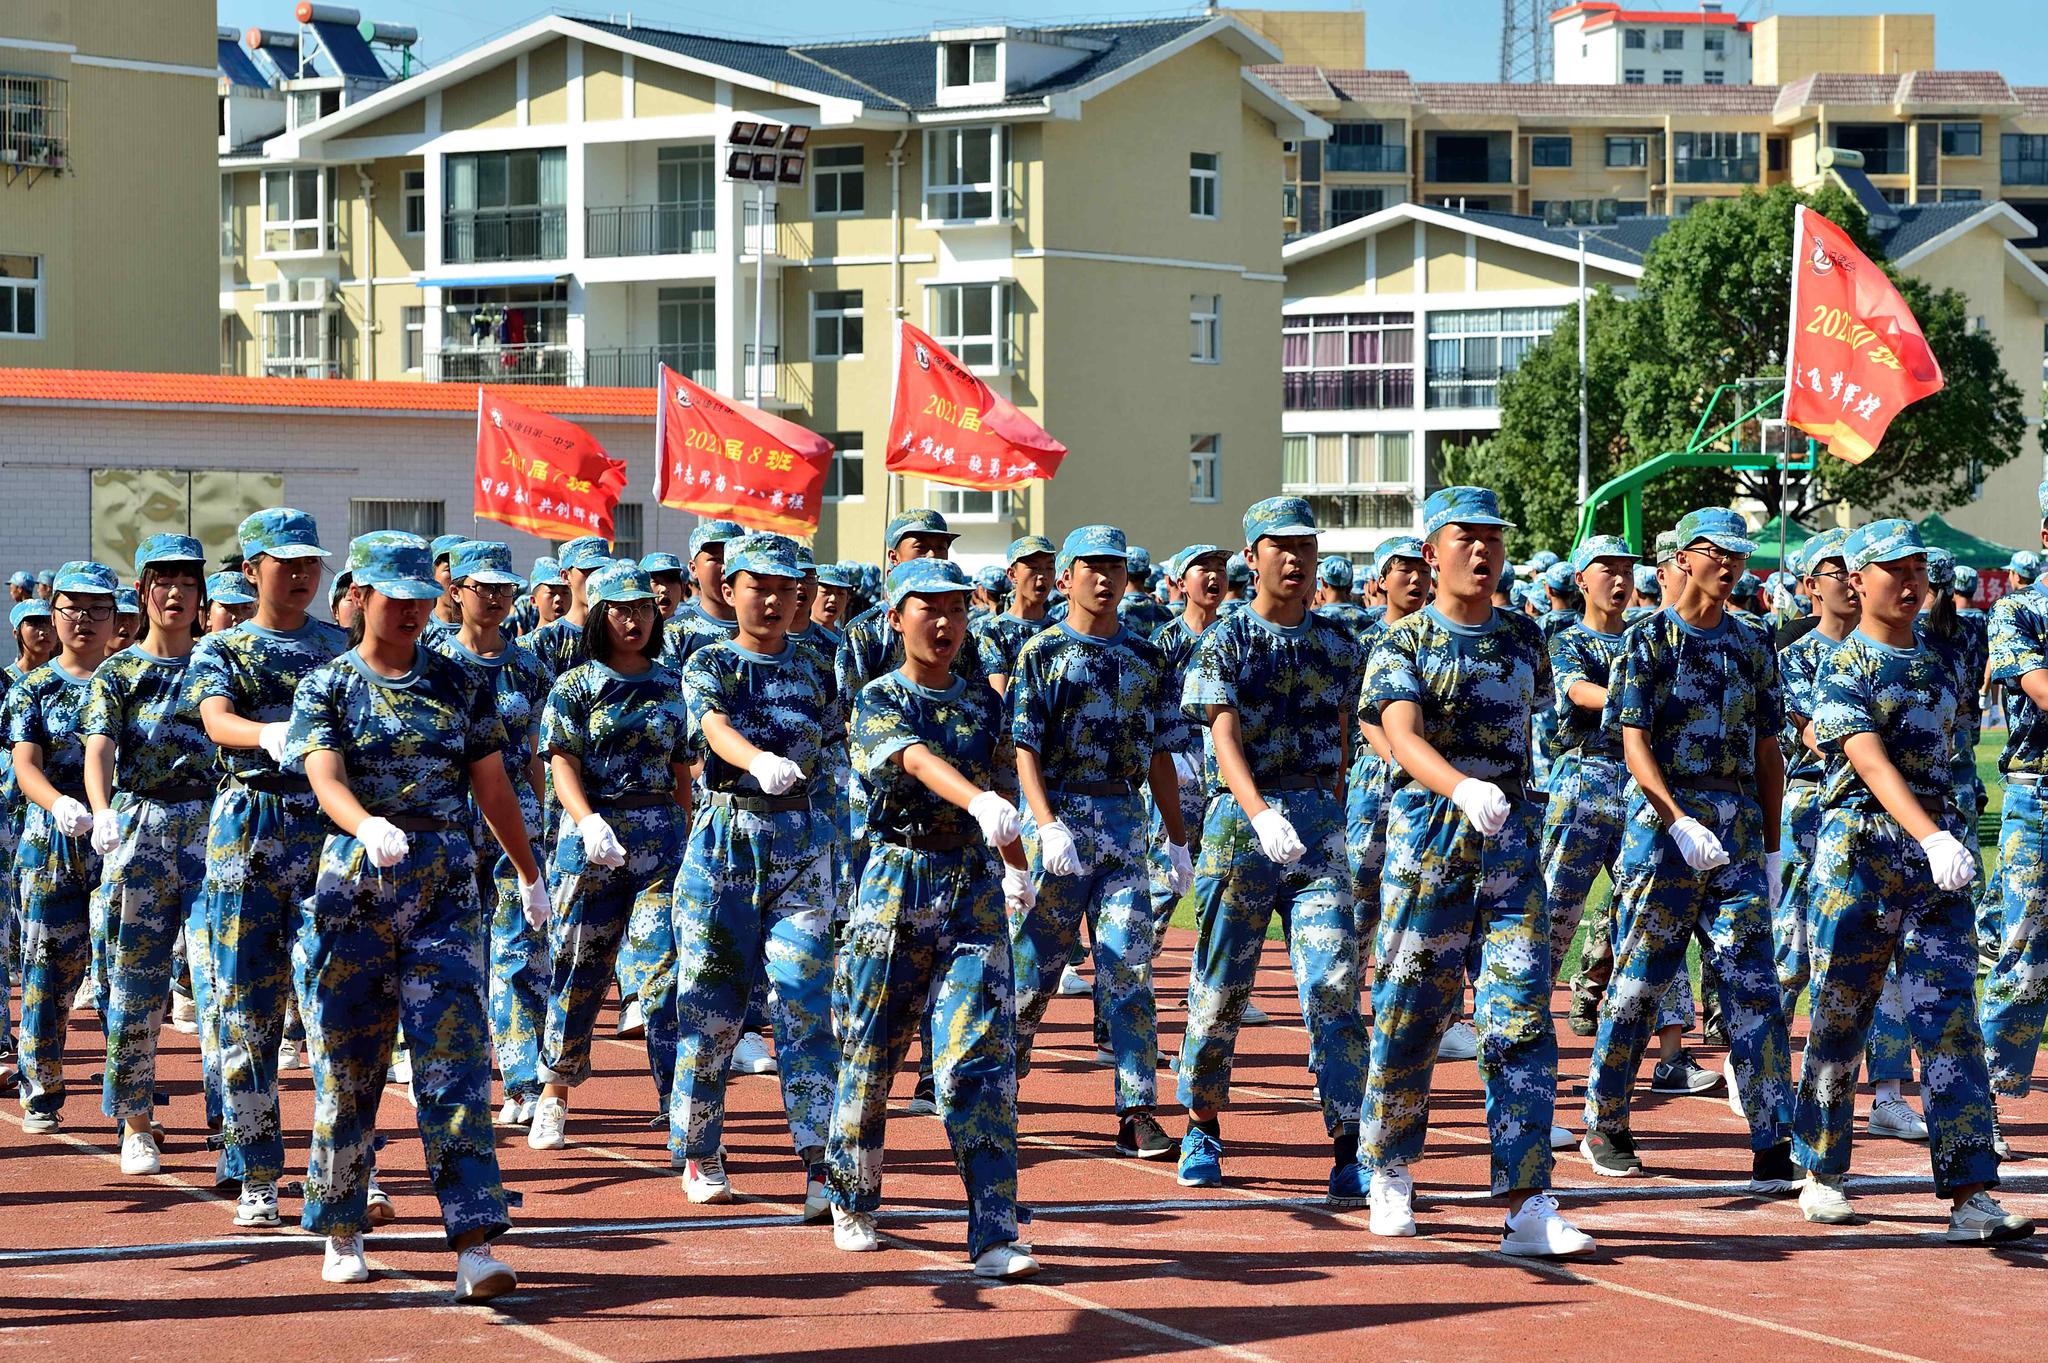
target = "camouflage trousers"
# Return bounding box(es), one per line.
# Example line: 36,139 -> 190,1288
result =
296,830 -> 508,1243
1794,809 -> 1999,1196
1584,789 -> 1792,1151
478,788 -> 547,1103
1149,754 -> 1208,925
100,794 -> 210,1120
815,751 -> 855,918
187,882 -> 224,1129
1014,792 -> 1157,1112
826,841 -> 1019,1261
15,805 -> 102,1120
1177,790 -> 1365,1135
668,800 -> 836,1161
1542,754 -> 1691,1030
1979,781 -> 2048,1097
0,809 -> 18,1050
1367,783 -> 1557,1195
1345,750 -> 1389,953
539,801 -> 681,1092
207,784 -> 326,1183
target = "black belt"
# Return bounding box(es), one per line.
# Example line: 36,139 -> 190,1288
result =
134,784 -> 214,805
229,773 -> 312,796
596,792 -> 676,811
1674,775 -> 1751,795
878,829 -> 976,853
1402,777 -> 1528,802
703,790 -> 809,814
1048,780 -> 1132,797
381,814 -> 454,833
1260,775 -> 1333,792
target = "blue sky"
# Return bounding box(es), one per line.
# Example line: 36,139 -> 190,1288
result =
218,1 -> 2044,80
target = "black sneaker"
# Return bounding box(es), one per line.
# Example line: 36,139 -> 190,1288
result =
907,1075 -> 938,1117
1116,1111 -> 1175,1160
1747,1140 -> 1800,1196
1702,1018 -> 1731,1048
1566,996 -> 1599,1038
1648,1049 -> 1722,1095
1579,1128 -> 1643,1177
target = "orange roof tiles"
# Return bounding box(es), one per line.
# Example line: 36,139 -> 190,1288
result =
0,369 -> 657,418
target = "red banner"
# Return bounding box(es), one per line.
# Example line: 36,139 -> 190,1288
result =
654,365 -> 833,536
1782,205 -> 1944,465
474,389 -> 629,540
884,321 -> 1066,490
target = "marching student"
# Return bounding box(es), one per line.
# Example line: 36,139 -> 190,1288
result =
424,534 -> 467,642
970,535 -> 1056,694
526,536 -> 615,677
1175,497 -> 1369,1203
1579,508 -> 1797,1192
1794,519 -> 2030,1242
1348,536 -> 1427,973
10,560 -> 118,1134
1149,544 -> 1229,947
0,597 -> 56,1057
81,536 -> 212,1174
1314,556 -> 1374,642
205,571 -> 257,632
1358,489 -> 1590,1256
285,534 -> 546,1295
665,520 -> 744,661
1007,525 -> 1189,1159
1118,546 -> 1172,636
827,556 -> 1037,1278
529,560 -> 691,1152
523,555 -> 568,633
642,551 -> 689,623
109,588 -> 141,658
810,561 -> 854,636
427,540 -> 553,1127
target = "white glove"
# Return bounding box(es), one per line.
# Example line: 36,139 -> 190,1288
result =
1002,862 -> 1036,915
1919,830 -> 1976,893
50,795 -> 92,839
967,791 -> 1020,848
1165,841 -> 1195,896
355,816 -> 410,870
257,721 -> 291,765
1765,850 -> 1784,907
1250,807 -> 1305,865
576,812 -> 626,868
746,750 -> 803,796
518,875 -> 552,931
1449,777 -> 1512,838
1171,752 -> 1200,789
1667,816 -> 1730,872
1036,820 -> 1085,877
90,808 -> 121,856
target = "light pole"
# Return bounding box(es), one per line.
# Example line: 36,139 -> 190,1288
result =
1577,227 -> 1589,510
722,121 -> 810,407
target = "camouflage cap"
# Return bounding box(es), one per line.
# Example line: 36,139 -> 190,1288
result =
53,560 -> 119,596
1633,564 -> 1661,599
1318,555 -> 1355,591
1006,534 -> 1056,566
1373,536 -> 1426,572
1924,546 -> 1957,588
1057,524 -> 1130,576
528,555 -> 567,587
1801,527 -> 1850,572
1676,507 -> 1758,557
350,537 -> 441,601
6,571 -> 29,590
722,531 -> 803,580
347,530 -> 428,573
885,556 -> 973,607
815,561 -> 856,589
450,540 -> 524,586
134,533 -> 205,576
11,599 -> 51,627
1242,496 -> 1317,545
687,520 -> 745,559
558,535 -> 613,571
1127,545 -> 1153,577
1543,560 -> 1578,592
1955,564 -> 1980,596
430,534 -> 468,564
586,560 -> 657,604
238,507 -> 329,560
974,566 -> 1007,593
885,508 -> 957,549
2009,549 -> 2042,581
114,587 -> 140,615
638,551 -> 687,576
1169,543 -> 1226,580
1529,550 -> 1562,570
1570,535 -> 1637,573
1421,486 -> 1513,538
1653,529 -> 1682,565
206,570 -> 255,605
1844,518 -> 1927,573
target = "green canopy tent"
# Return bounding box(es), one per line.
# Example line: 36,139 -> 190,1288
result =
1741,516 -> 1818,573
1915,514 -> 2021,571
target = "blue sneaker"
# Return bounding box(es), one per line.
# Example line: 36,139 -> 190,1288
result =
1327,1159 -> 1368,1207
1177,1127 -> 1223,1187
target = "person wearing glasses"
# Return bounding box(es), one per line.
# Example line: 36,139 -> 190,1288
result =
428,540 -> 553,1130
9,560 -> 119,1135
79,536 -> 212,1176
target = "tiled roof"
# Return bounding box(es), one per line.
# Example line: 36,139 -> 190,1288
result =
1415,80 -> 1777,116
1323,70 -> 1419,103
0,371 -> 657,418
2021,86 -> 2048,117
1253,64 -> 1337,102
1897,70 -> 2018,106
1446,200 -> 1994,269
577,24 -> 890,106
1872,202 -> 2001,260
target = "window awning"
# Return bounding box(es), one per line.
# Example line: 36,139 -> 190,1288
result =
419,272 -> 565,289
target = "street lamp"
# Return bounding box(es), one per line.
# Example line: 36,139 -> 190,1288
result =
725,121 -> 809,408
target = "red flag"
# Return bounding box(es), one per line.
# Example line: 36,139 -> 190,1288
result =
1782,205 -> 1944,465
885,321 -> 1066,489
473,389 -> 630,540
654,365 -> 833,537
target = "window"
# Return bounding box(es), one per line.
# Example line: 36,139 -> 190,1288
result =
1624,28 -> 1646,48
260,308 -> 339,378
1190,294 -> 1221,364
821,434 -> 865,501
1663,28 -> 1684,49
1189,152 -> 1220,219
1942,122 -> 1983,158
1607,136 -> 1648,168
350,499 -> 445,540
812,145 -> 865,216
261,167 -> 328,254
2007,134 -> 2048,185
1325,121 -> 1404,173
434,284 -> 571,382
219,176 -> 237,259
401,168 -> 425,235
1662,70 -> 1683,85
1673,130 -> 1759,182
926,281 -> 1008,371
1189,435 -> 1221,503
1283,312 -> 1417,411
811,289 -> 864,361
1623,69 -> 1645,86
1703,71 -> 1724,85
0,253 -> 40,338
607,504 -> 645,562
1424,307 -> 1564,409
1279,432 -> 1411,491
442,148 -> 568,262
924,126 -> 1006,222
943,40 -> 998,88
220,315 -> 244,375
929,486 -> 1012,520
401,305 -> 424,372
1328,186 -> 1384,226
1704,32 -> 1726,53
1940,188 -> 1984,202
0,72 -> 67,170
1531,136 -> 1572,168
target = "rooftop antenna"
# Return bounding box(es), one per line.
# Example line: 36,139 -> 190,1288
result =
1498,0 -> 1551,83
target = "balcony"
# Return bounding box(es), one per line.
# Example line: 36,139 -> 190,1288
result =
1424,367 -> 1502,410
1840,148 -> 1908,176
742,200 -> 780,257
1325,143 -> 1407,174
1283,369 -> 1416,412
586,203 -> 715,258
426,344 -> 577,386
2005,157 -> 2048,187
442,207 -> 567,265
1674,155 -> 1759,184
1424,155 -> 1512,184
584,343 -> 714,390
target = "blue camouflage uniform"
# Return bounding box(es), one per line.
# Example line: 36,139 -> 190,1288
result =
1774,532 -> 1847,1018
1980,535 -> 2048,1096
1343,538 -> 1423,955
1147,544 -> 1225,929
828,557 -> 1022,1260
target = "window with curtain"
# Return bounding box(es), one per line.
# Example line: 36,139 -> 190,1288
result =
1425,307 -> 1563,408
1282,313 -> 1417,412
443,148 -> 568,262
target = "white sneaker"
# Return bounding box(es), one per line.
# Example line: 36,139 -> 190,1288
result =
1799,1173 -> 1855,1224
1548,1124 -> 1575,1150
1241,1001 -> 1270,1025
1437,1021 -> 1479,1062
1367,1163 -> 1416,1238
803,1164 -> 831,1223
682,1153 -> 733,1204
387,1052 -> 412,1086
1724,1054 -> 1744,1119
617,998 -> 646,1040
235,1180 -> 281,1228
515,1096 -> 537,1126
1947,1190 -> 2035,1244
277,1036 -> 301,1071
496,1097 -> 525,1126
453,1244 -> 517,1302
72,978 -> 94,1011
1867,1096 -> 1930,1141
169,994 -> 199,1034
322,1234 -> 370,1284
1501,1192 -> 1596,1258
1057,964 -> 1089,996
973,1241 -> 1041,1279
366,1173 -> 395,1226
731,1030 -> 778,1075
1093,1047 -> 1116,1066
832,1205 -> 880,1252
120,1130 -> 161,1175
527,1097 -> 568,1151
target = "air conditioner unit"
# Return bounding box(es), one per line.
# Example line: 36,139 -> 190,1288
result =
263,280 -> 287,306
297,277 -> 333,306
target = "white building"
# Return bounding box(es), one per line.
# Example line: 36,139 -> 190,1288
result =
1550,3 -> 1753,88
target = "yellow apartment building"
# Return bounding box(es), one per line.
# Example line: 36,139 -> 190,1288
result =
215,13 -> 1323,565
0,0 -> 217,373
